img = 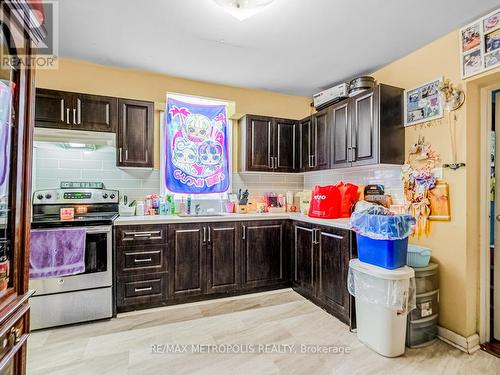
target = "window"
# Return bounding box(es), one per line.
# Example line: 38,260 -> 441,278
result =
160,94 -> 231,198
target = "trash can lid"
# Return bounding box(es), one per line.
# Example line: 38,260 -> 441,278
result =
349,259 -> 415,280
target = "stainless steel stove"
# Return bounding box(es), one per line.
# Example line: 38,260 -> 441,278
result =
30,187 -> 119,330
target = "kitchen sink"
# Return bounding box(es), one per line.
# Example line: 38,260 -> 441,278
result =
177,213 -> 225,218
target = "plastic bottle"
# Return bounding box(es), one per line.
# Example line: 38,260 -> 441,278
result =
179,198 -> 186,215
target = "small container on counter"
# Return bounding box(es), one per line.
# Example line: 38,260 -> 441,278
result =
225,202 -> 235,213
136,202 -> 145,216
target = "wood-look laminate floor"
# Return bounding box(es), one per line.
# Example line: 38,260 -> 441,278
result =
27,289 -> 500,375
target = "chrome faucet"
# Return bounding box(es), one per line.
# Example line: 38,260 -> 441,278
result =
195,204 -> 201,215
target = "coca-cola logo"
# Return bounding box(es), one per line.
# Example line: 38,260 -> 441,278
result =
313,195 -> 326,200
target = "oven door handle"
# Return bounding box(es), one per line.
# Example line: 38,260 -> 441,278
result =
85,226 -> 112,234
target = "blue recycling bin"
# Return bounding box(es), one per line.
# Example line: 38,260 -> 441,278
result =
350,213 -> 415,270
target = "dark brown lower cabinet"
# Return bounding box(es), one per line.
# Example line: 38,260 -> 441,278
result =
241,220 -> 287,289
116,274 -> 168,312
114,220 -> 352,326
206,223 -> 240,294
115,225 -> 169,313
293,222 -> 352,325
316,227 -> 351,321
169,224 -> 206,299
293,223 -> 315,294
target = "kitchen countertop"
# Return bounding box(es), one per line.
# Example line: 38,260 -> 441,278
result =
113,212 -> 351,230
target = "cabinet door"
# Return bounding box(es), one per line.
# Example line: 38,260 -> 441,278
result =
351,90 -> 378,166
317,227 -> 350,323
299,117 -> 312,171
331,101 -> 351,168
74,94 -> 117,132
312,109 -> 330,170
246,115 -> 272,171
206,223 -> 240,294
241,221 -> 284,288
169,224 -> 206,299
274,118 -> 296,172
34,88 -> 73,129
293,224 -> 315,295
117,99 -> 154,168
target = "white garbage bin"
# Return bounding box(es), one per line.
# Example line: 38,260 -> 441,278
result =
348,259 -> 415,357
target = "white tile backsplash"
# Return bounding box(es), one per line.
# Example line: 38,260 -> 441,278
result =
303,165 -> 404,204
32,143 -> 403,204
32,143 -> 161,201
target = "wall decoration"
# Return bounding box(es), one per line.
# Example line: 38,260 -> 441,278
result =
404,78 -> 444,126
402,136 -> 442,236
460,7 -> 500,79
165,96 -> 230,194
428,182 -> 451,221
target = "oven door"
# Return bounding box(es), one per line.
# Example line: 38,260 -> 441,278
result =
30,225 -> 112,296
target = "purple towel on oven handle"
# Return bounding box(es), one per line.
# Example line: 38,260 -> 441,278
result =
30,228 -> 86,279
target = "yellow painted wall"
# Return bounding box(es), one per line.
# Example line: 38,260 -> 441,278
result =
372,30 -> 500,337
35,58 -> 313,170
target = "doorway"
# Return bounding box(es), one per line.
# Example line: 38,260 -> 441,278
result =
482,88 -> 500,356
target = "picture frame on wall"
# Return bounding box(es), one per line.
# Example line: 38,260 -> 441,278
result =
404,77 -> 444,127
460,7 -> 500,79
429,181 -> 451,221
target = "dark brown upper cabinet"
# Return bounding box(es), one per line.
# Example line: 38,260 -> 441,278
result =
331,84 -> 404,169
35,89 -> 118,132
76,93 -> 118,133
117,99 -> 154,168
34,89 -> 73,129
239,115 -> 298,172
299,108 -> 331,172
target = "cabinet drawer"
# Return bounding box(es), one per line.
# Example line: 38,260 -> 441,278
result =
117,247 -> 166,276
115,225 -> 167,247
0,303 -> 29,371
116,275 -> 167,312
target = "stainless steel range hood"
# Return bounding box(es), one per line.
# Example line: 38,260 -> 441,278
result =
33,128 -> 116,147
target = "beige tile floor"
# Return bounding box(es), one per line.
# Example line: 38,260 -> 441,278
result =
27,289 -> 500,375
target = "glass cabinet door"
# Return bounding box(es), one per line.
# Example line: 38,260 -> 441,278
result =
0,20 -> 21,295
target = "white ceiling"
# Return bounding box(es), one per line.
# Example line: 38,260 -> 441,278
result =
57,0 -> 499,96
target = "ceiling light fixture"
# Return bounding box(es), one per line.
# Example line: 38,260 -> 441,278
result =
213,0 -> 275,21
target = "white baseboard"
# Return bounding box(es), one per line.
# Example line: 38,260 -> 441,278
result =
437,326 -> 480,354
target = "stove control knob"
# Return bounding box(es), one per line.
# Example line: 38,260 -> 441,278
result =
102,193 -> 108,199
45,193 -> 52,199
37,194 -> 43,200
110,193 -> 116,199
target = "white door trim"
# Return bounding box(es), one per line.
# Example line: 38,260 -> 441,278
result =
479,83 -> 500,344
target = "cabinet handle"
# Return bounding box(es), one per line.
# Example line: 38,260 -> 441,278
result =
274,157 -> 278,169
73,109 -> 77,125
60,99 -> 65,122
208,227 -> 211,243
77,98 -> 81,124
125,149 -> 129,161
134,258 -> 152,263
134,287 -> 152,293
129,231 -> 160,238
203,227 -> 206,243
351,146 -> 356,162
66,108 -> 70,124
242,225 -> 246,240
313,229 -> 320,244
119,148 -> 123,163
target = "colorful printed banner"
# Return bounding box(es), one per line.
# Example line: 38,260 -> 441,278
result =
165,97 -> 229,194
